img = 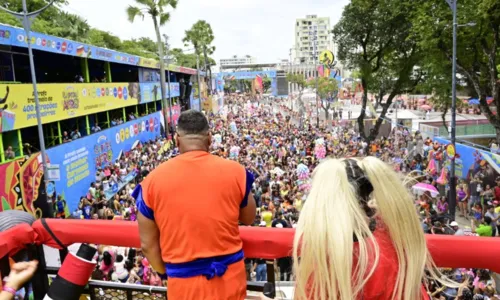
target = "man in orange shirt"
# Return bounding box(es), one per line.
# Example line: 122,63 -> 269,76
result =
133,110 -> 256,300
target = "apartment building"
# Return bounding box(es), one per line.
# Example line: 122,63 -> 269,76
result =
219,55 -> 257,67
294,15 -> 331,65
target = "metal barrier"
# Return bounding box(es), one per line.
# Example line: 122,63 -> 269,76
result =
22,244 -> 276,300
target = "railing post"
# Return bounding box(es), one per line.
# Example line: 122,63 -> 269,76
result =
266,260 -> 276,296
28,245 -> 50,300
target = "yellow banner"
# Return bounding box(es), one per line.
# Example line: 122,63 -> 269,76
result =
0,83 -> 140,133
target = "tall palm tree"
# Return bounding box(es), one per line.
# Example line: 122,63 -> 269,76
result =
126,0 -> 177,138
183,20 -> 216,95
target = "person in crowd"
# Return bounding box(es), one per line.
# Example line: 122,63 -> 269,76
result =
0,261 -> 38,300
71,129 -> 81,140
471,216 -> 493,237
133,110 -> 256,300
485,204 -> 500,237
62,131 -> 71,143
450,221 -> 465,236
4,146 -> 15,160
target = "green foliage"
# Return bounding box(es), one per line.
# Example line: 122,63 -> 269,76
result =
307,77 -> 338,100
183,20 -> 216,56
263,77 -> 272,93
169,48 -> 215,69
286,73 -> 306,89
333,0 -> 423,141
0,0 -> 197,69
412,0 -> 500,140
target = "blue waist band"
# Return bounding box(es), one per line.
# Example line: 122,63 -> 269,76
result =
165,249 -> 244,280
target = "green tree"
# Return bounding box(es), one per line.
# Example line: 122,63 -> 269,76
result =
412,0 -> 500,142
307,77 -> 339,120
287,73 -> 307,120
263,77 -> 272,93
334,0 -> 423,142
183,20 -> 216,92
126,0 -> 178,136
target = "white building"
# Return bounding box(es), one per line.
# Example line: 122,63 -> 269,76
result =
219,55 -> 256,67
294,15 -> 332,65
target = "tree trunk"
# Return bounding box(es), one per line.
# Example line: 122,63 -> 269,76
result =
368,92 -> 397,141
357,78 -> 369,140
153,16 -> 170,139
441,104 -> 449,133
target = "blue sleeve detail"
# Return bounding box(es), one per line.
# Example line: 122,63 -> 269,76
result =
132,184 -> 155,220
241,169 -> 255,208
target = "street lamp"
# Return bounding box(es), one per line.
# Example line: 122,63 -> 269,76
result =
0,0 -> 55,208
445,0 -> 475,220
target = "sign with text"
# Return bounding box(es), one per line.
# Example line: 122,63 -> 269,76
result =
0,83 -> 140,132
46,111 -> 162,212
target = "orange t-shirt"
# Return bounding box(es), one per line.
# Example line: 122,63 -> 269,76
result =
138,151 -> 251,300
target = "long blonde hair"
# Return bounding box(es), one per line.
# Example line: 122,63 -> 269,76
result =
293,156 -> 436,300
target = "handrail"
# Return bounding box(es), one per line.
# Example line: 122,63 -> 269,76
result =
1,219 -> 500,272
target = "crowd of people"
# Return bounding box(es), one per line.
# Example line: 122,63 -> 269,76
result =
56,93 -> 499,299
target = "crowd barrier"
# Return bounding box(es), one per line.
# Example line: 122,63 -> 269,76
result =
1,219 -> 500,272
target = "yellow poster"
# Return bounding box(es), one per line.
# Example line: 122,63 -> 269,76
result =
0,83 -> 140,133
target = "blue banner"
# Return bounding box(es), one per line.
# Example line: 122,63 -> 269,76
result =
139,82 -> 180,104
218,70 -> 277,80
434,137 -> 500,187
0,24 -> 138,66
46,112 -> 162,212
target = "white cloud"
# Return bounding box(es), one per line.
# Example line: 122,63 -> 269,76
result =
64,0 -> 349,64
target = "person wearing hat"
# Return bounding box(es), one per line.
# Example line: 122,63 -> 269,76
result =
450,221 -> 465,236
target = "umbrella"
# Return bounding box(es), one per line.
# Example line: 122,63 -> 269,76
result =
420,105 -> 432,111
468,98 -> 479,105
412,183 -> 439,197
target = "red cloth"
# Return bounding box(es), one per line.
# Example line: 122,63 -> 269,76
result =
0,219 -> 499,276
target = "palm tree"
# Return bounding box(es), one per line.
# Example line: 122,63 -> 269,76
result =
126,0 -> 177,138
183,20 -> 216,95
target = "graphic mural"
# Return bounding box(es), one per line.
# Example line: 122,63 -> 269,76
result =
0,82 -> 179,133
216,71 -> 278,96
0,111 -> 163,216
0,154 -> 46,218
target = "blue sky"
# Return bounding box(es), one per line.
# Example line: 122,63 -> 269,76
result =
65,0 -> 349,64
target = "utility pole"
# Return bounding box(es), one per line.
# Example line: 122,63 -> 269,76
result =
444,0 -> 475,220
196,55 -> 202,111
0,0 -> 55,211
163,34 -> 174,140
203,47 -> 212,95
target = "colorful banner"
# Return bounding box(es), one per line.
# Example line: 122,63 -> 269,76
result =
139,82 -> 180,104
0,154 -> 48,218
0,24 -> 198,74
44,112 -> 162,213
434,138 -> 500,186
0,82 -> 141,132
0,24 -> 137,66
218,70 -> 277,80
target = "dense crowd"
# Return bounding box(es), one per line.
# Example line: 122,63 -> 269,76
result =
55,93 -> 499,298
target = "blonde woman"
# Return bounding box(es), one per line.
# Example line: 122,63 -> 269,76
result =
261,157 -> 450,300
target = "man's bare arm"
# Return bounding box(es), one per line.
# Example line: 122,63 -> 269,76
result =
137,212 -> 165,274
240,193 -> 256,225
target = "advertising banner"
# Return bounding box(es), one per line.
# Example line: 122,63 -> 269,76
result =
0,25 -> 138,66
219,70 -> 277,80
0,82 -> 141,132
434,137 -> 500,187
45,112 -> 162,212
139,82 -> 180,104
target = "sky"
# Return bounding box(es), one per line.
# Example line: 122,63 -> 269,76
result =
64,0 -> 349,65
